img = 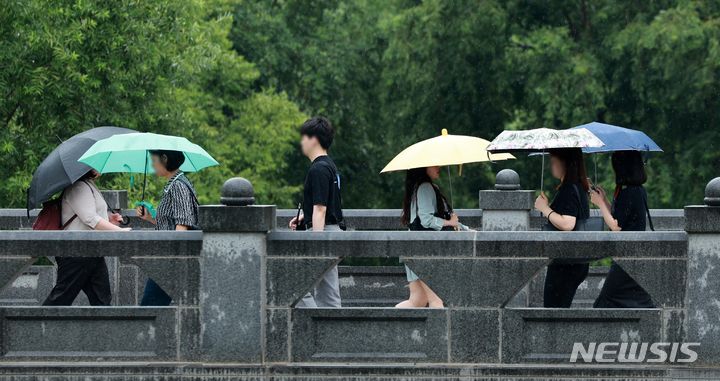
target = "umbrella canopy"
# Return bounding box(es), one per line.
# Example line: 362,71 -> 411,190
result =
78,132 -> 219,173
487,127 -> 604,153
27,126 -> 136,210
487,127 -> 604,191
571,122 -> 663,153
380,129 -> 514,173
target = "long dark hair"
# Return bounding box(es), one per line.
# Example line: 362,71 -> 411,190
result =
549,148 -> 589,191
400,167 -> 451,225
612,151 -> 647,187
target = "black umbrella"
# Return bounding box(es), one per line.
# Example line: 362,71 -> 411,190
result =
27,126 -> 136,211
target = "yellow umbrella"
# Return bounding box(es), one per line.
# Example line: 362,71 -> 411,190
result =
381,129 -> 515,173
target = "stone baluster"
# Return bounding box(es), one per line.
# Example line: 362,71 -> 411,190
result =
478,169 -> 534,231
198,177 -> 275,362
685,177 -> 720,364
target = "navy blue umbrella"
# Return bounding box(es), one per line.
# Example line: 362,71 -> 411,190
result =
571,122 -> 663,153
570,122 -> 662,185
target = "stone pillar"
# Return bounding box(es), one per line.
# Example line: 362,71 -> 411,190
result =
100,189 -> 128,211
685,177 -> 720,365
198,177 -> 275,362
479,170 -> 536,308
478,169 -> 534,231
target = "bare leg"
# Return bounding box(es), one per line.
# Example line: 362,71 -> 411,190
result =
421,281 -> 444,308
395,280 -> 428,308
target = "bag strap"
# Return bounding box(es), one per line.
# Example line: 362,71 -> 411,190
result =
641,187 -> 655,231
61,214 -> 78,230
60,180 -> 97,229
571,183 -> 586,219
314,160 -> 342,224
174,175 -> 199,205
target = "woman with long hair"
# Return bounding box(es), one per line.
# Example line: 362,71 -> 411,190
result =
395,166 -> 468,308
533,148 -> 591,307
590,151 -> 654,308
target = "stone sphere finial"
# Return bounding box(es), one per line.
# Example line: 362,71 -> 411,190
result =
704,177 -> 720,206
220,177 -> 255,206
495,169 -> 521,191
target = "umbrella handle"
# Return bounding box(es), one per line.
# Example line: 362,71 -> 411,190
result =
540,151 -> 545,192
446,166 -> 454,209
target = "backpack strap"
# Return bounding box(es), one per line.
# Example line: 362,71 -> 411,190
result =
314,160 -> 343,225
60,180 -> 97,229
61,214 -> 78,230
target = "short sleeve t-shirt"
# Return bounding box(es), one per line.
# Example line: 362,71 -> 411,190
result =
550,182 -> 590,220
302,155 -> 343,227
612,186 -> 646,231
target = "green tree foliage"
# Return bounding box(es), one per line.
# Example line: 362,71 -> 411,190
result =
0,0 -> 305,208
3,0 -> 719,210
232,0 -> 720,209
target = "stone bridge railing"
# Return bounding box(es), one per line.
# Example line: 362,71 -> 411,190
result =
0,173 -> 719,378
0,230 -> 202,360
265,230 -> 687,363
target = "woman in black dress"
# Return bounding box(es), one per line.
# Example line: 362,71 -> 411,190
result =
590,151 -> 654,308
533,148 -> 591,308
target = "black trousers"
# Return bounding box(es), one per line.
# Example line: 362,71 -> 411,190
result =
543,261 -> 589,308
594,262 -> 655,308
42,257 -> 111,306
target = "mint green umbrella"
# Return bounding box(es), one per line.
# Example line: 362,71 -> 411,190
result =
78,132 -> 218,173
78,132 -> 219,210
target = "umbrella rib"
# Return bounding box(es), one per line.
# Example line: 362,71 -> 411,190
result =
97,151 -> 114,174
185,153 -> 198,171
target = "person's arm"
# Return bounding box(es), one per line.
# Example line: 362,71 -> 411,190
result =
535,191 -> 577,231
546,210 -> 577,231
94,219 -> 129,231
416,183 -> 453,230
308,165 -> 331,231
591,188 -> 621,231
596,201 -> 621,231
175,225 -> 189,231
312,205 -> 327,231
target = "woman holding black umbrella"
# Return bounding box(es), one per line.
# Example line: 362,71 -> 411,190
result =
43,170 -> 130,306
28,127 -> 135,306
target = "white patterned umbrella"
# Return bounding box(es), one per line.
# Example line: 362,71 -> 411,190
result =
487,127 -> 604,190
486,127 -> 604,153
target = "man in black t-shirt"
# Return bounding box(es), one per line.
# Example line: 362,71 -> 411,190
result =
300,155 -> 344,229
289,117 -> 343,307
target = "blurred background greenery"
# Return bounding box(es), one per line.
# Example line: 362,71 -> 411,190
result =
2,0 -> 718,210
